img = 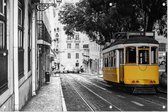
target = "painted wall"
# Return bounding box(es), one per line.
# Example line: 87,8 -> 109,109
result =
0,0 -> 36,110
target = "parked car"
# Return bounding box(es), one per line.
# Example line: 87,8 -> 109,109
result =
73,67 -> 80,73
65,66 -> 74,73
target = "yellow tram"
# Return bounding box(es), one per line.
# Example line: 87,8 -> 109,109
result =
102,32 -> 159,93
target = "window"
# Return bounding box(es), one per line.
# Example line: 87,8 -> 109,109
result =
67,36 -> 71,40
83,44 -> 89,48
113,51 -> 116,66
126,47 -> 136,63
159,43 -> 166,51
0,0 -> 7,94
108,52 -> 111,67
18,0 -> 24,78
119,49 -> 124,64
75,43 -> 79,49
18,7 -> 22,26
138,47 -> 149,64
76,63 -> 79,67
0,22 -> 5,49
75,34 -> 79,40
56,33 -> 59,37
151,47 -> 158,64
57,27 -> 59,32
76,53 -> 79,59
68,53 -> 71,59
28,12 -> 32,71
104,53 -> 108,67
67,43 -> 71,49
111,52 -> 113,67
0,0 -> 4,15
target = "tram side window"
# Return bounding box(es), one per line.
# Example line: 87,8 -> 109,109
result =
110,52 -> 113,67
151,47 -> 157,64
119,49 -> 124,64
139,47 -> 149,64
106,57 -> 108,67
103,54 -> 105,67
103,54 -> 106,67
113,51 -> 116,67
108,52 -> 111,67
126,47 -> 136,63
104,53 -> 108,67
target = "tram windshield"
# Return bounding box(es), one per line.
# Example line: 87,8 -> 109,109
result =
138,47 -> 149,64
151,47 -> 158,64
126,47 -> 136,63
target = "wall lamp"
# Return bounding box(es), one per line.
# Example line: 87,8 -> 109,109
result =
33,0 -> 62,11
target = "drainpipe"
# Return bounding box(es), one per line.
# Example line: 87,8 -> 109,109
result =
13,0 -> 19,110
32,9 -> 36,96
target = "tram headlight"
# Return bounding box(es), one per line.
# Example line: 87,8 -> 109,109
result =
136,80 -> 139,83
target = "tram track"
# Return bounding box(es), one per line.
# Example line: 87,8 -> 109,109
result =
63,74 -> 94,111
60,75 -> 93,111
68,74 -> 142,111
71,74 -> 167,111
63,74 -> 121,111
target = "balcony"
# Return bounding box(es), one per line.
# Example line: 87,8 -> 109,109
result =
66,40 -> 73,43
83,44 -> 89,49
74,40 -> 80,43
37,20 -> 51,46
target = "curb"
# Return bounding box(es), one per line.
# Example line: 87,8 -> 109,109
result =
59,77 -> 67,112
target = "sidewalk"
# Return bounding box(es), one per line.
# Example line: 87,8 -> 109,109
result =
22,75 -> 66,111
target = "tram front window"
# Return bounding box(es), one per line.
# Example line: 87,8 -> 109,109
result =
126,47 -> 136,63
151,47 -> 157,64
139,48 -> 149,64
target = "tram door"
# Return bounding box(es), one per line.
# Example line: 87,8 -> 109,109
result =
138,47 -> 149,64
0,0 -> 8,92
119,49 -> 124,82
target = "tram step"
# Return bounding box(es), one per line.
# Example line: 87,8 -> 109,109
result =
133,87 -> 156,94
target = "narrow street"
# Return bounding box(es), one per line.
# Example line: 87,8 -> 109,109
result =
60,73 -> 167,111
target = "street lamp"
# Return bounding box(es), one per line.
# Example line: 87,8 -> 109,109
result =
33,0 -> 62,11
162,2 -> 166,6
109,3 -> 113,7
109,2 -> 116,8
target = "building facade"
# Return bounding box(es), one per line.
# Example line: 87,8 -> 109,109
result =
89,41 -> 102,74
59,32 -> 84,71
155,31 -> 167,57
50,0 -> 103,74
51,3 -> 62,71
0,0 -> 54,111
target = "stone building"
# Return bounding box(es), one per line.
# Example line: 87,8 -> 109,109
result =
0,0 -> 54,111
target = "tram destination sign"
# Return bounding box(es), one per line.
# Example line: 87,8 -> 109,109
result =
127,32 -> 154,38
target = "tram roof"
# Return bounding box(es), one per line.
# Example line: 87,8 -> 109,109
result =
103,36 -> 159,50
